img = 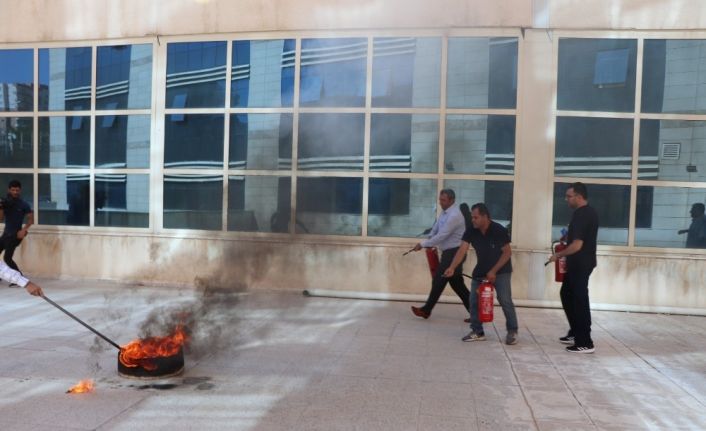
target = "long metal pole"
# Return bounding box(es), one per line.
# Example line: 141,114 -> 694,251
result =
41,295 -> 122,351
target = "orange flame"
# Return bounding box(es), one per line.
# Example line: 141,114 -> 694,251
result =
119,325 -> 187,370
67,379 -> 95,394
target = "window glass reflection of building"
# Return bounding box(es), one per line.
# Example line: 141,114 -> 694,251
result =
166,41 -> 227,108
231,40 -> 295,108
97,44 -> 153,110
164,175 -> 223,230
0,49 -> 33,112
39,47 -> 92,111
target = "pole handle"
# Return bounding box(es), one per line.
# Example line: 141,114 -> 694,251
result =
41,295 -> 122,351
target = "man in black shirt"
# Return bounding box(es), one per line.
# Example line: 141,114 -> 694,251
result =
0,180 -> 33,285
549,182 -> 599,354
443,203 -> 518,345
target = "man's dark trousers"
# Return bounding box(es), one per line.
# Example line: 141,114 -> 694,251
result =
421,247 -> 470,314
0,234 -> 23,273
560,269 -> 593,346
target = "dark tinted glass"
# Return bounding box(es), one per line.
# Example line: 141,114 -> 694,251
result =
95,115 -> 150,168
445,115 -> 515,175
300,38 -> 367,107
166,42 -> 227,108
635,186 -> 706,248
447,37 -> 518,109
164,114 -> 224,169
231,39 -> 295,107
370,114 -> 438,173
444,179 -> 514,225
367,178 -> 437,237
639,120 -> 706,182
555,117 -> 633,179
296,177 -> 362,235
298,114 -> 364,171
94,174 -> 149,228
96,44 -> 153,110
372,37 -> 441,107
39,47 -> 92,111
228,175 -> 291,232
0,117 -> 33,168
229,114 -> 292,170
0,49 -> 33,112
0,173 -> 33,204
39,116 -> 90,168
557,38 -> 637,112
163,174 -> 223,230
38,174 -> 90,226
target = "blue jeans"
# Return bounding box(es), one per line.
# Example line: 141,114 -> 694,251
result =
469,273 -> 518,334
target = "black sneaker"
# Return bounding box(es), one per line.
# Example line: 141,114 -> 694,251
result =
8,283 -> 19,288
566,345 -> 595,354
559,334 -> 574,344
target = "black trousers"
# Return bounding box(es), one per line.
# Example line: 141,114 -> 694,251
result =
560,269 -> 593,347
0,234 -> 23,273
422,247 -> 470,314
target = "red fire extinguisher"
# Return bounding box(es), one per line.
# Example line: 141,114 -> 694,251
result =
425,248 -> 439,277
478,280 -> 494,323
552,240 -> 568,282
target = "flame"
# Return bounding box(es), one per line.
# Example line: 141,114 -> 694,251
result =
119,325 -> 187,370
67,379 -> 94,394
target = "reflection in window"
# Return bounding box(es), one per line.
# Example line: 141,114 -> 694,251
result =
444,179 -> 514,226
370,114 -> 438,173
445,115 -> 515,175
367,178 -> 437,237
296,177 -> 362,235
96,44 -> 153,110
643,40 -> 706,114
94,174 -> 149,228
447,37 -> 518,109
639,120 -> 706,182
634,186 -> 706,248
552,182 -> 629,245
39,116 -> 90,168
95,115 -> 150,168
298,114 -> 364,171
229,114 -> 292,170
300,38 -> 367,107
372,37 -> 441,107
555,117 -> 633,179
164,114 -> 224,169
0,173 -> 33,204
163,174 -> 223,230
166,42 -> 227,108
0,49 -> 33,112
39,47 -> 92,111
0,117 -> 33,168
557,38 -> 636,112
231,39 -> 294,107
38,174 -> 90,226
228,176 -> 291,232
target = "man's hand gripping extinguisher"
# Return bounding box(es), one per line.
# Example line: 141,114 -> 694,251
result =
478,280 -> 494,323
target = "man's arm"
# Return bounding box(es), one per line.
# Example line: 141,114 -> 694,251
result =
420,212 -> 464,249
486,243 -> 512,283
17,211 -> 33,240
549,239 -> 584,262
442,241 -> 470,278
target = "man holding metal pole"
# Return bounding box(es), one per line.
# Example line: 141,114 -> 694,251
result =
0,260 -> 43,296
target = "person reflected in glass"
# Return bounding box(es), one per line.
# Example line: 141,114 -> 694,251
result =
0,180 -> 33,287
678,203 -> 706,248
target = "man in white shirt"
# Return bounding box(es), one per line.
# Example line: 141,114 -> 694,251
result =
410,189 -> 470,319
0,261 -> 43,296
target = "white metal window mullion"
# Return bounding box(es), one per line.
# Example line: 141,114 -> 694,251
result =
438,36 -> 449,216
152,38 -> 167,233
222,40 -> 233,232
290,38 -> 302,235
629,38 -> 645,247
361,37 -> 373,237
89,45 -> 97,227
33,47 -> 39,224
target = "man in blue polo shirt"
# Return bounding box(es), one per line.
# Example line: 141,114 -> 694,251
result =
444,202 -> 518,345
0,180 -> 33,286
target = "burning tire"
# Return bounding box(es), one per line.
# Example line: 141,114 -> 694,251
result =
117,326 -> 187,379
118,347 -> 184,379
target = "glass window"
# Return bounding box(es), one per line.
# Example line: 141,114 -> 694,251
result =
39,47 -> 92,111
635,186 -> 706,248
447,37 -> 518,109
371,114 -> 438,173
298,114 -> 364,171
166,42 -> 227,108
444,179 -> 514,228
372,37 -> 441,107
552,182 -> 629,245
639,120 -> 706,182
96,44 -> 153,110
164,114 -> 224,169
0,49 -> 33,112
557,38 -> 637,112
0,117 -> 33,168
228,175 -> 291,233
163,174 -> 223,230
95,174 -> 149,228
445,115 -> 515,175
231,39 -> 295,107
0,173 -> 33,205
95,115 -> 150,168
555,117 -> 633,179
229,114 -> 292,170
300,38 -> 367,107
296,177 -> 362,235
39,116 -> 90,168
367,178 -> 437,237
643,40 -> 706,114
38,174 -> 90,226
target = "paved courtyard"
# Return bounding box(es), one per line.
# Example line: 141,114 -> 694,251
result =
0,278 -> 705,430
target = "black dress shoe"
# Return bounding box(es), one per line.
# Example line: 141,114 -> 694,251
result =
411,306 -> 430,319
